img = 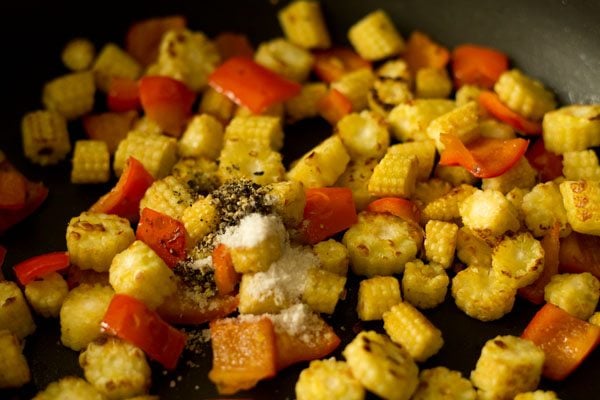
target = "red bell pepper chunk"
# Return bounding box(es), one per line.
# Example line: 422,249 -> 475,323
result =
275,321 -> 340,371
405,31 -> 450,73
208,57 -> 301,114
13,251 -> 70,285
301,187 -> 357,245
522,303 -> 600,380
136,208 -> 187,268
214,32 -> 254,61
83,111 -> 138,154
212,244 -> 240,295
439,134 -> 529,179
125,15 -> 187,67
139,76 -> 195,137
525,138 -> 564,182
90,157 -> 154,222
479,91 -> 543,135
317,89 -> 353,125
0,170 -> 27,210
366,197 -> 421,225
559,232 -> 600,279
102,294 -> 187,370
157,291 -> 239,325
452,44 -> 508,89
312,47 -> 371,83
107,77 -> 141,112
0,167 -> 48,235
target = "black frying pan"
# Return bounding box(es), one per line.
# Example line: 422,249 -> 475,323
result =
1,0 -> 599,399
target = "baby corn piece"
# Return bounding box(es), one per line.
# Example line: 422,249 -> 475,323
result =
367,75 -> 413,118
287,135 -> 350,188
412,367 -> 476,400
302,268 -> 346,314
61,38 -> 95,71
178,114 -> 224,159
559,180 -> 600,235
343,331 -> 419,400
114,130 -> 178,179
357,276 -> 401,321
331,68 -> 375,111
492,232 -> 545,289
451,265 -> 516,321
0,330 -> 30,389
415,67 -> 452,99
478,118 -> 516,140
21,110 -> 71,166
264,180 -> 306,228
368,153 -> 419,197
224,115 -> 283,151
278,0 -> 331,49
402,259 -> 449,310
139,176 -> 194,221
218,140 -> 285,185
348,10 -> 405,61
388,140 -> 436,181
377,59 -> 412,82
24,272 -> 69,318
109,240 -> 177,310
481,157 -> 537,194
171,156 -> 219,195
412,178 -> 453,208
238,273 -> 290,315
0,281 -> 36,339
285,82 -> 328,122
426,101 -> 480,152
182,196 -> 218,246
71,140 -> 110,184
312,239 -> 349,276
343,212 -> 423,276
563,149 -> 600,181
387,99 -> 455,142
424,220 -> 458,269
235,102 -> 285,119
456,227 -> 493,268
33,376 -> 105,400
336,110 -> 390,159
589,311 -> 600,327
199,87 -> 236,123
522,182 -> 570,238
542,104 -> 600,153
459,189 -> 520,242
434,165 -> 478,187
93,43 -> 141,92
494,69 -> 556,121
514,391 -> 560,400
60,284 -> 114,351
422,184 -> 477,223
335,157 -> 378,211
544,272 -> 600,320
470,335 -> 545,400
506,186 -> 528,224
255,38 -> 314,82
295,358 -> 364,400
66,211 -> 136,272
455,84 -> 484,108
42,71 -> 95,120
80,337 -> 151,400
133,116 -> 163,136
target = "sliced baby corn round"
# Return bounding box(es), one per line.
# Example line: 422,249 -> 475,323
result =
343,331 -> 418,400
494,69 -> 556,121
514,391 -> 560,400
402,259 -> 449,310
544,272 -> 600,320
0,329 -> 30,389
33,376 -> 105,400
24,272 -> 69,318
491,232 -> 545,289
522,182 -> 571,238
139,176 -> 194,222
61,38 -> 95,71
542,104 -> 600,153
295,358 -> 364,400
336,110 -> 390,159
0,281 -> 36,340
412,366 -> 476,400
357,276 -> 401,321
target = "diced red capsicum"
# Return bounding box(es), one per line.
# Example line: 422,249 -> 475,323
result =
89,157 -> 154,222
317,89 -> 352,125
452,44 -> 508,89
139,75 -> 195,137
366,197 -> 421,225
101,294 -> 187,370
212,244 -> 240,295
208,56 -> 301,114
136,208 -> 187,268
525,138 -> 564,182
439,134 -> 529,179
312,47 -> 371,83
107,77 -> 141,112
125,15 -> 187,67
522,303 -> 600,380
404,31 -> 450,73
275,322 -> 340,371
479,91 -> 543,135
301,187 -> 357,245
157,292 -> 239,325
13,251 -> 70,285
0,170 -> 26,210
214,32 -> 254,60
83,111 -> 138,154
559,232 -> 600,279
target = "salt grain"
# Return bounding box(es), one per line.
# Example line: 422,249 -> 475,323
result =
219,213 -> 285,248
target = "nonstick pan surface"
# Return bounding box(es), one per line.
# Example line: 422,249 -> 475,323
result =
1,0 -> 599,399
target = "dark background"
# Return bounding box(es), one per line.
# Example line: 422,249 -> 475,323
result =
1,0 -> 599,398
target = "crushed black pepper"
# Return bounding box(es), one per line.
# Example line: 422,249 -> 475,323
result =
173,260 -> 216,297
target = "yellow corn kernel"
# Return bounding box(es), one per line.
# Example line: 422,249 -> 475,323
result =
426,101 -> 480,152
335,157 -> 378,211
415,67 -> 452,99
459,190 -> 520,242
421,184 -> 477,223
287,135 -> 350,188
61,38 -> 95,71
478,118 -> 516,139
343,331 -> 418,400
514,391 -> 560,400
0,281 -> 36,340
255,38 -> 314,82
43,71 -> 95,120
559,180 -> 600,235
563,150 -> 600,181
331,68 -> 376,111
182,196 -> 218,246
388,140 -> 436,181
412,367 -> 476,400
285,82 -> 328,122
114,130 -> 178,178
337,110 -> 390,159
80,337 -> 151,399
348,10 -> 405,61
199,87 -> 236,123
218,140 -> 285,185
470,336 -> 545,400
481,157 -> 537,194
171,156 -> 219,195
148,29 -> 220,92
93,43 -> 141,92
60,284 -> 114,351
456,227 -> 493,268
451,265 -> 516,321
412,178 -> 453,207
357,276 -> 401,321
302,268 -> 346,314
388,99 -> 456,142
343,212 -> 423,276
24,273 -> 69,318
71,140 -> 110,184
295,358 -> 364,400
542,105 -> 600,153
109,241 -> 176,310
368,153 -> 419,197
313,239 -> 349,276
455,84 -> 484,108
224,115 -> 283,151
383,302 -> 444,362
402,260 -> 449,309
492,232 -> 544,289
33,376 -> 105,400
139,176 -> 194,221
21,110 -> 71,166
522,182 -> 570,238
434,165 -> 478,186
0,330 -> 30,389
544,272 -> 600,320
494,69 -> 556,121
278,0 -> 331,49
424,220 -> 458,269
178,114 -> 224,159
367,76 -> 413,117
265,180 -> 306,228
